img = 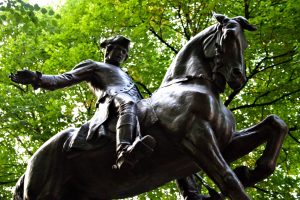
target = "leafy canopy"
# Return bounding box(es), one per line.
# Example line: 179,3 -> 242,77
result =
0,0 -> 299,199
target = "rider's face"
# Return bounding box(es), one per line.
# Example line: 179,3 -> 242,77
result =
105,44 -> 128,65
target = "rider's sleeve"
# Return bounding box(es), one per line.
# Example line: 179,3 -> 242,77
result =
32,60 -> 96,90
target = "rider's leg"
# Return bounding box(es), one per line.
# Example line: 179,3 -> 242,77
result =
115,103 -> 136,161
115,101 -> 136,147
223,115 -> 288,187
113,93 -> 156,169
114,94 -> 136,168
182,121 -> 250,200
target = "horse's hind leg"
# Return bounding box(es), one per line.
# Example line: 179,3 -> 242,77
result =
176,176 -> 205,200
182,122 -> 250,200
223,115 -> 288,187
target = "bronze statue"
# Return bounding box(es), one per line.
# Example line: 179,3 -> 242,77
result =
10,35 -> 156,170
10,13 -> 288,200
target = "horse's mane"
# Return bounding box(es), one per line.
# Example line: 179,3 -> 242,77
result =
176,24 -> 219,57
161,23 -> 220,86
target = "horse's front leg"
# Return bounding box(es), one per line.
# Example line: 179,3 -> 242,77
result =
182,121 -> 250,200
223,114 -> 288,187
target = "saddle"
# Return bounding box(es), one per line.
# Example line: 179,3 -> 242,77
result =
63,99 -> 158,153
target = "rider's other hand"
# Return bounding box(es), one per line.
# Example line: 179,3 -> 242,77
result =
9,70 -> 38,85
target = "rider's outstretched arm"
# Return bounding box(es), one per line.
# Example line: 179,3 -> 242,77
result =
10,60 -> 96,91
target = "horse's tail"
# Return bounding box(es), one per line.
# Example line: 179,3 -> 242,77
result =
13,174 -> 25,200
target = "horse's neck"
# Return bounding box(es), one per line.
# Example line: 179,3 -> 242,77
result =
161,46 -> 212,87
160,26 -> 217,87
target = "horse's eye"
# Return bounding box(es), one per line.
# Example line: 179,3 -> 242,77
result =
121,49 -> 127,54
222,18 -> 230,24
226,22 -> 237,29
106,45 -> 114,51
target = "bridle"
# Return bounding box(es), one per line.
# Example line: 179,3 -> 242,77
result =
160,27 -> 225,89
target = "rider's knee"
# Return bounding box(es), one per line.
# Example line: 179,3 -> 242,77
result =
114,95 -> 136,114
115,95 -> 137,128
119,102 -> 136,115
117,112 -> 136,128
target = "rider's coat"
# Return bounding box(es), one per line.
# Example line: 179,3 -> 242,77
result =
33,60 -> 142,149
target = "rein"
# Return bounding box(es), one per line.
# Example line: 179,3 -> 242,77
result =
160,26 -> 225,91
160,73 -> 213,89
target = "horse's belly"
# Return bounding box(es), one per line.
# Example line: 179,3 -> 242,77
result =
115,155 -> 198,198
69,127 -> 198,199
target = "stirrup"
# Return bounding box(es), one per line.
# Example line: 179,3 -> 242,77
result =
113,135 -> 156,170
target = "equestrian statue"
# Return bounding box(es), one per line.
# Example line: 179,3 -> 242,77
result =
10,13 -> 288,200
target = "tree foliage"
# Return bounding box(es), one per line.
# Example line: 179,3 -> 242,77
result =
0,0 -> 299,199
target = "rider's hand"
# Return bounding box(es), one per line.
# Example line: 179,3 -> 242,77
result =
9,70 -> 39,85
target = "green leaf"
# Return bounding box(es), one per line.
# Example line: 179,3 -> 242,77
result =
0,15 -> 6,20
40,8 -> 47,14
33,4 -> 40,11
0,0 -> 299,199
49,10 -> 55,15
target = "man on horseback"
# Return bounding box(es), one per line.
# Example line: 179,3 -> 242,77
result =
10,35 -> 156,170
10,14 -> 288,200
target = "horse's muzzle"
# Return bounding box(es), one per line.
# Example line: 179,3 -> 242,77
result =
227,70 -> 246,90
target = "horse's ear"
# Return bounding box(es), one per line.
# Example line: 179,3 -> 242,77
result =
213,12 -> 226,24
233,16 -> 257,31
203,30 -> 220,58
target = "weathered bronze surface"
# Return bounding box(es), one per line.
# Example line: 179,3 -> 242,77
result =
10,13 -> 288,200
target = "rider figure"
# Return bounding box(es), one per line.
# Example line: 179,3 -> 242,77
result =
10,35 -> 156,170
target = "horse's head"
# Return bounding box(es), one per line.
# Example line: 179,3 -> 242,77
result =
205,13 -> 256,92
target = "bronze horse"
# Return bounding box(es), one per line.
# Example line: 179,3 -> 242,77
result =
12,14 -> 288,200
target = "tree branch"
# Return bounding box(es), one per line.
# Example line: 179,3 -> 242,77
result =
252,185 -> 294,199
288,127 -> 300,144
7,129 -> 34,156
255,58 -> 293,75
252,185 -> 270,193
10,83 -> 26,93
224,83 -> 246,107
224,50 -> 295,106
148,27 -> 178,54
135,81 -> 152,96
244,0 -> 250,19
252,90 -> 271,104
249,50 -> 295,79
14,134 -> 34,156
175,4 -> 190,40
0,180 -> 18,185
230,89 -> 300,111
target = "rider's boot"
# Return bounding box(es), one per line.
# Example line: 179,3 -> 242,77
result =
114,124 -> 156,170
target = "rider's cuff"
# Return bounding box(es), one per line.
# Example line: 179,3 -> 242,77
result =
32,71 -> 42,90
